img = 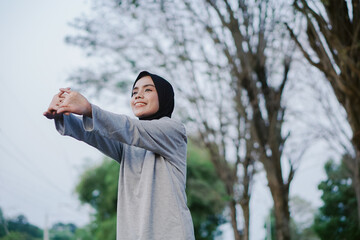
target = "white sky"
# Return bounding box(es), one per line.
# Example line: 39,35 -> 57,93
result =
0,0 -> 335,239
0,0 -> 103,228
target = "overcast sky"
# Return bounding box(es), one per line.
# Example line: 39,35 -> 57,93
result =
0,0 -> 104,228
0,1 -> 335,239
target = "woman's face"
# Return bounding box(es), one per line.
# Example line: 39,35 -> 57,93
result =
131,76 -> 159,118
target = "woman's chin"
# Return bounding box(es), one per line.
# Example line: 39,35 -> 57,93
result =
134,109 -> 158,118
134,112 -> 149,118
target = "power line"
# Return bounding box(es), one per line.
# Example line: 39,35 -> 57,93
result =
0,141 -> 92,225
0,81 -> 76,182
0,181 -> 90,226
0,168 -> 66,207
0,181 -> 50,211
0,142 -> 68,196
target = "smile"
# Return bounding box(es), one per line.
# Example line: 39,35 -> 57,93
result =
135,102 -> 146,107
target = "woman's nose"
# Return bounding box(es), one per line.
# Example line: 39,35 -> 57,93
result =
135,92 -> 144,99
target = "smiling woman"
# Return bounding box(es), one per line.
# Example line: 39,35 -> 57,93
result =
131,71 -> 175,121
131,76 -> 159,118
43,71 -> 195,240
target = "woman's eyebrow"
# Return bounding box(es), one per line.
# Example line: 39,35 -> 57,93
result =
133,84 -> 155,90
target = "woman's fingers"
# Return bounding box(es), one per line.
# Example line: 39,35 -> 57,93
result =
56,103 -> 74,115
56,106 -> 68,114
43,111 -> 57,119
45,88 -> 90,117
43,111 -> 64,119
59,88 -> 71,94
44,89 -> 72,119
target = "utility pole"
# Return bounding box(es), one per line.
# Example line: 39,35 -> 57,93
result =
43,214 -> 49,240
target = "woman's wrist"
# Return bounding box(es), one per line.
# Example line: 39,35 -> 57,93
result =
84,103 -> 93,118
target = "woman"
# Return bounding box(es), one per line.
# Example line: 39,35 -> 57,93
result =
44,71 -> 195,240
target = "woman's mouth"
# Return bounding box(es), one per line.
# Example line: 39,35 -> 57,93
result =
135,102 -> 146,107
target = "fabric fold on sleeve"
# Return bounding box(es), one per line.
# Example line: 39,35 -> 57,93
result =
54,113 -> 123,163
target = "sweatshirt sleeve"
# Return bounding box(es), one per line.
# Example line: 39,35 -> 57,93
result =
55,113 -> 123,163
82,104 -> 187,161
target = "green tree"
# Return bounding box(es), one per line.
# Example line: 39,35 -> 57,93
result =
75,158 -> 118,240
50,222 -> 77,240
75,142 -> 227,239
313,159 -> 360,240
186,141 -> 228,240
0,232 -> 35,240
73,225 -> 94,240
0,208 -> 9,237
0,211 -> 42,240
264,209 -> 276,240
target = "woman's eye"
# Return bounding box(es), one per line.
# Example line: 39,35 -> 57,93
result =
132,91 -> 137,96
145,89 -> 152,92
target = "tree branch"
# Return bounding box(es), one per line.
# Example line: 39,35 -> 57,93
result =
285,23 -> 323,70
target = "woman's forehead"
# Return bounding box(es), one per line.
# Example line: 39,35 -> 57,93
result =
133,76 -> 155,88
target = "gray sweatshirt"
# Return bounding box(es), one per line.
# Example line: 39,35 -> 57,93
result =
55,104 -> 195,240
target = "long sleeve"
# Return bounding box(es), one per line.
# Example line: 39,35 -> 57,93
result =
82,105 -> 187,165
55,113 -> 123,162
58,106 -> 194,240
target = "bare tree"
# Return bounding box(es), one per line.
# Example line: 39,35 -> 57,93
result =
188,1 -> 298,239
66,0 -> 300,239
286,0 -> 360,223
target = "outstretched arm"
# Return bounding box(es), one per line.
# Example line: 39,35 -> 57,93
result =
44,88 -> 122,162
83,105 -> 187,163
55,113 -> 123,162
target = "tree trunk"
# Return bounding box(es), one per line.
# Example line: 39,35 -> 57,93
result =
268,184 -> 290,240
229,200 -> 242,240
349,150 -> 360,227
353,162 -> 360,228
348,98 -> 360,224
263,157 -> 291,240
240,200 -> 250,240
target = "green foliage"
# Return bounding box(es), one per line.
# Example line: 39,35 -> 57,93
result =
75,142 -> 228,240
0,208 -> 7,237
7,215 -> 42,239
50,222 -> 77,240
75,158 -> 119,239
0,232 -> 37,240
93,216 -> 116,240
186,142 -> 228,240
73,225 -> 95,240
264,209 -> 276,240
0,215 -> 42,240
0,211 -> 42,240
313,159 -> 360,240
76,159 -> 119,223
0,208 -> 82,240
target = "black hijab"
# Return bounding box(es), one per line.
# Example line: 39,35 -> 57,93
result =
132,71 -> 174,120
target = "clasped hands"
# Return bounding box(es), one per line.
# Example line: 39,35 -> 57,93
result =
43,88 -> 92,119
